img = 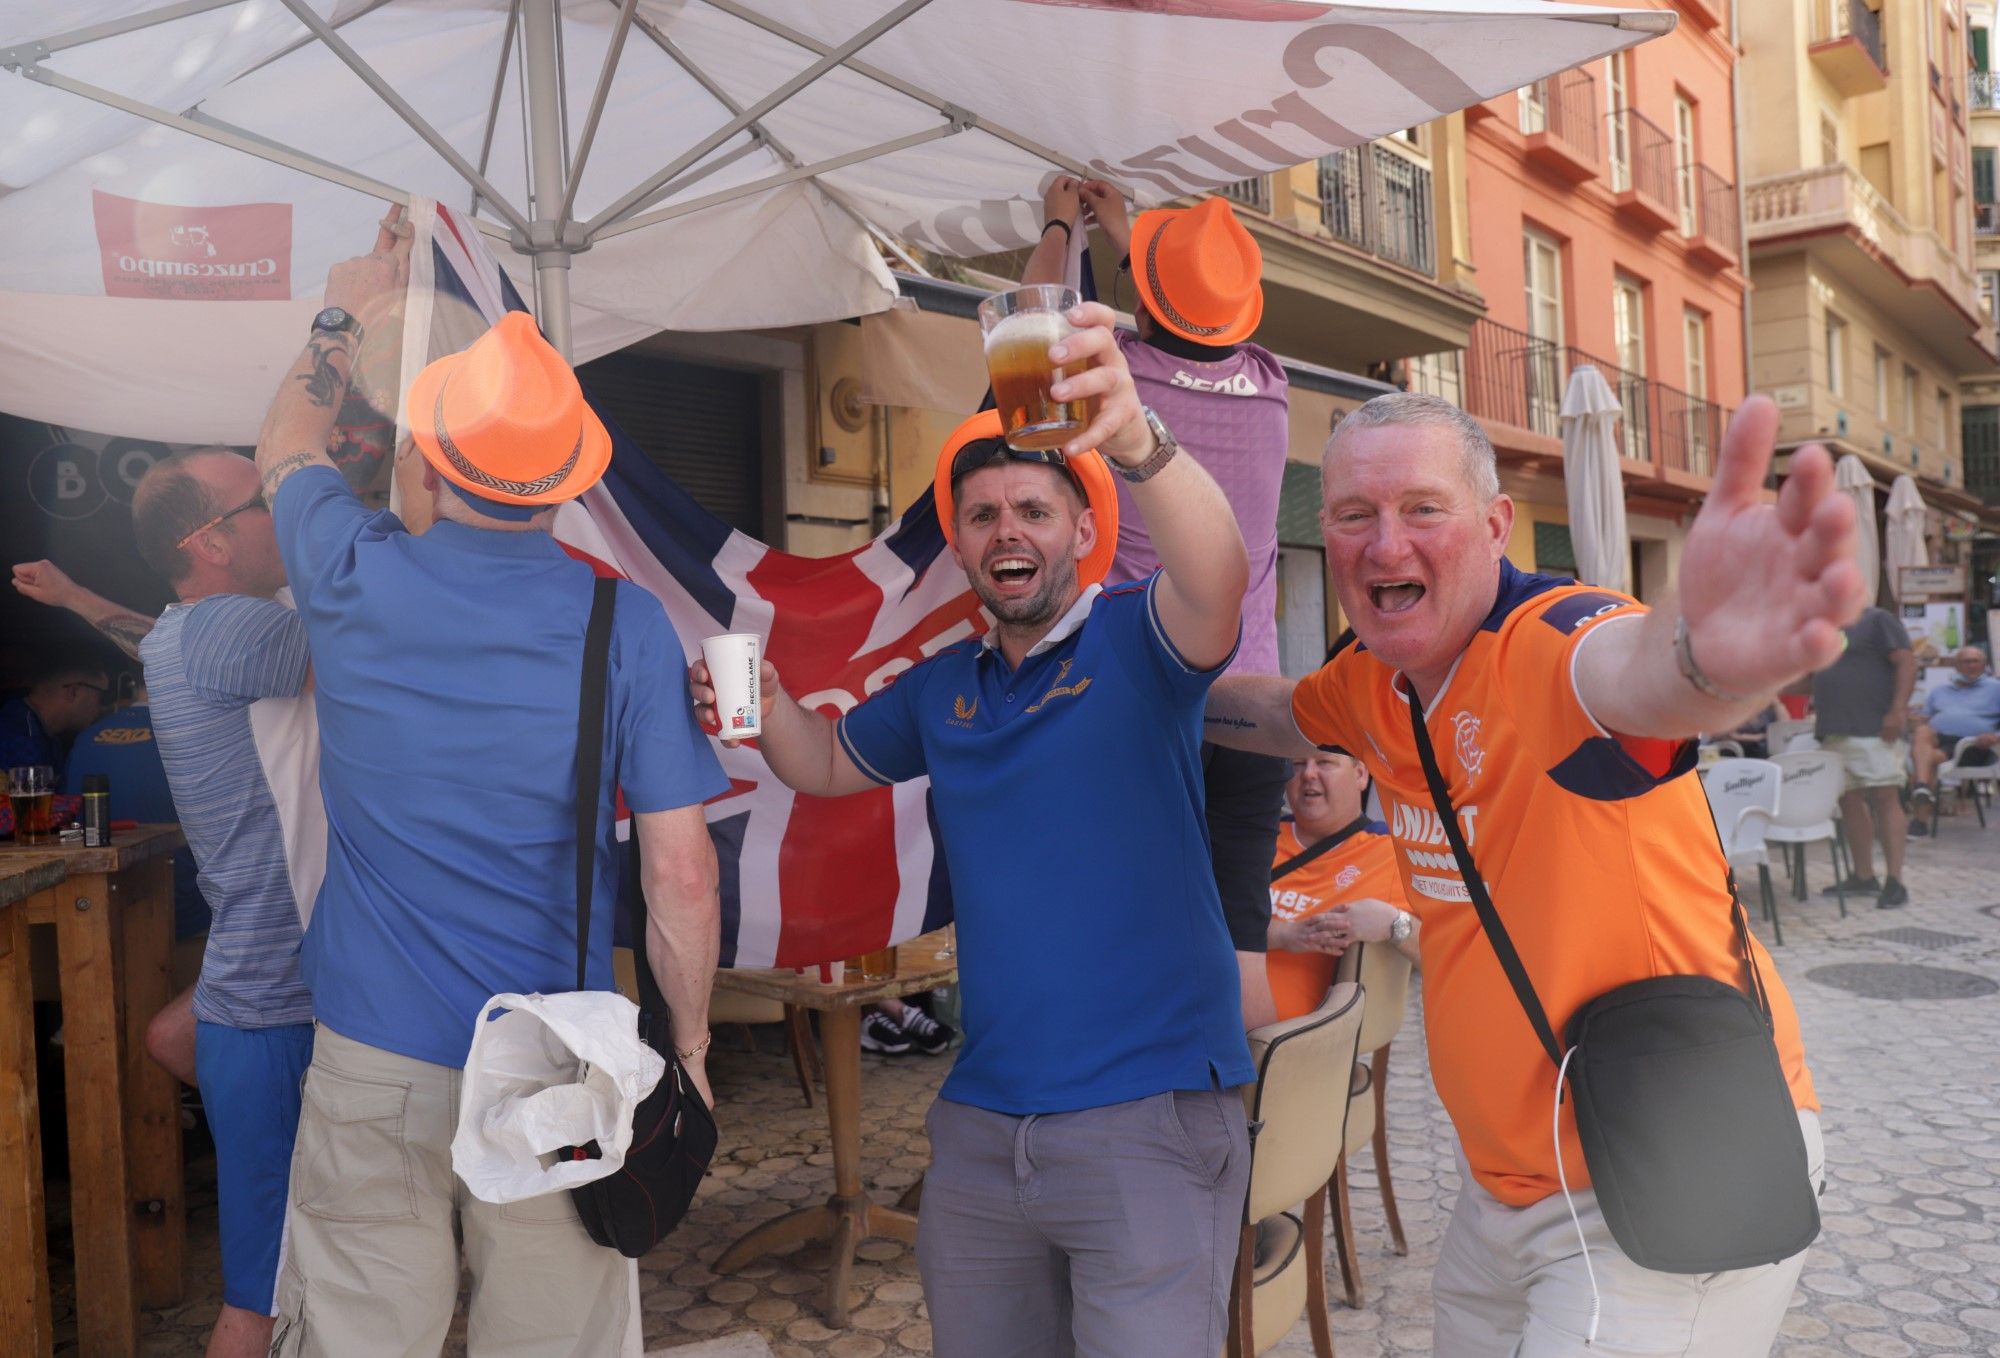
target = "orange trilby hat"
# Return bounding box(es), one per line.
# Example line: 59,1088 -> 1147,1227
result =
407,310 -> 613,506
1129,197 -> 1264,346
932,410 -> 1120,589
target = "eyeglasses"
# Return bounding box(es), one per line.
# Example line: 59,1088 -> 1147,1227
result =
65,681 -> 114,702
175,490 -> 267,550
948,437 -> 1086,498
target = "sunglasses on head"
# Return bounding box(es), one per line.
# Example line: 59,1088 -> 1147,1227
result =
948,437 -> 1086,499
175,490 -> 268,550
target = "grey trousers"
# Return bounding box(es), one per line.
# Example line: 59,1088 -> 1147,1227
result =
1432,1111 -> 1825,1357
916,1089 -> 1252,1358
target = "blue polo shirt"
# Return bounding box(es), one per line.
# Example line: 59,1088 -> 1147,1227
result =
1925,673 -> 2000,743
839,577 -> 1253,1114
273,466 -> 727,1069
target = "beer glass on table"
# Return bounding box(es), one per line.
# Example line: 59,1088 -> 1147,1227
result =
7,765 -> 57,845
846,947 -> 898,982
979,284 -> 1087,451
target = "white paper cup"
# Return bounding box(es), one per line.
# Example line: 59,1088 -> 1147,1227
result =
701,633 -> 763,738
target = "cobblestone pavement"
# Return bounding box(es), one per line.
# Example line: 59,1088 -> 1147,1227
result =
121,810 -> 1998,1356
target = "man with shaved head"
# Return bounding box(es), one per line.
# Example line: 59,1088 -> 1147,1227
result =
1205,390 -> 1864,1355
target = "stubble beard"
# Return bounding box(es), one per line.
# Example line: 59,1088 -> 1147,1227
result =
974,551 -> 1080,631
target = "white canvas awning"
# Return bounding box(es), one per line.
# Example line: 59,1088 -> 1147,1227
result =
0,0 -> 1670,442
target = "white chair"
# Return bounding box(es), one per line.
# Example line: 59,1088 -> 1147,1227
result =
1767,750 -> 1852,915
1934,737 -> 2000,833
1765,718 -> 1817,753
1702,758 -> 1785,944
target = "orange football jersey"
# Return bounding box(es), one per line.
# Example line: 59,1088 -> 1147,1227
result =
1265,818 -> 1405,1022
1291,566 -> 1817,1207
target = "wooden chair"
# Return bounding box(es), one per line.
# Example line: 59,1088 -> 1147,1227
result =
1225,981 -> 1365,1358
1328,940 -> 1414,1308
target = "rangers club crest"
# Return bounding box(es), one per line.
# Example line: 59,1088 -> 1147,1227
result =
1451,710 -> 1485,784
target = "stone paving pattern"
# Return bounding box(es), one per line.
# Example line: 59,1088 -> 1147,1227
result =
116,809 -> 2000,1355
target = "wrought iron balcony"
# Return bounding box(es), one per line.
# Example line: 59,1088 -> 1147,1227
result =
1318,144 -> 1435,276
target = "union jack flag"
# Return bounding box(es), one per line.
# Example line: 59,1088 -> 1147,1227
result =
405,199 -> 975,967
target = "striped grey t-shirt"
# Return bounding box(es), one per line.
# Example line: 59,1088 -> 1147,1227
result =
141,595 -> 315,1028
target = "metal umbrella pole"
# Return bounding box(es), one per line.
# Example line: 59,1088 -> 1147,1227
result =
519,0 -> 576,359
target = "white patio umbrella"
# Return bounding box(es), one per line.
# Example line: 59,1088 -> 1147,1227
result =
1883,473 -> 1929,604
1559,363 -> 1627,593
1833,453 -> 1881,604
0,0 -> 1671,443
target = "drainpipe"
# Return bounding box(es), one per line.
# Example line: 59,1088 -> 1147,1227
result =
1733,0 -> 1754,415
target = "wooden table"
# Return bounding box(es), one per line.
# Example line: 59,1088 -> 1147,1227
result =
712,932 -> 957,1326
0,826 -> 186,1356
1,854 -> 67,1358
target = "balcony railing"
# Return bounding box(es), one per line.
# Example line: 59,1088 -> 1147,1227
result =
1449,318 -> 1723,477
1978,201 -> 2000,236
1974,71 -> 2000,111
1745,163 -> 1982,319
1319,144 -> 1435,275
1521,66 -> 1600,174
1606,107 -> 1676,218
1691,164 -> 1741,261
1218,176 -> 1271,215
1808,0 -> 1888,91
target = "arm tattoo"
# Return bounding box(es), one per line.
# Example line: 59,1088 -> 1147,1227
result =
296,335 -> 354,409
329,390 -> 395,488
95,613 -> 155,662
261,451 -> 321,496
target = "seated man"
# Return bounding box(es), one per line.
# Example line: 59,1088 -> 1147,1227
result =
0,653 -> 112,781
1253,750 -> 1417,1026
1911,644 -> 2000,820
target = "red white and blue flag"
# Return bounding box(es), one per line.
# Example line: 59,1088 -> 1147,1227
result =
404,199 -> 980,968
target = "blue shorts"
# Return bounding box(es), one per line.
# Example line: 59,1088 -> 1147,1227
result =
195,1020 -> 314,1315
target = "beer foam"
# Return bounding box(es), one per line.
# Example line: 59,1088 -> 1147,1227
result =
983,308 -> 1072,353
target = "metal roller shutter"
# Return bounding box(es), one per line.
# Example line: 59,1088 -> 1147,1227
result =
577,351 -> 766,535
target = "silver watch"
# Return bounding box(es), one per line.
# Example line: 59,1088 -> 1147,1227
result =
1116,406 -> 1180,483
1389,909 -> 1416,945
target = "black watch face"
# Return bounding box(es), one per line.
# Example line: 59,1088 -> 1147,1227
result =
312,307 -> 351,333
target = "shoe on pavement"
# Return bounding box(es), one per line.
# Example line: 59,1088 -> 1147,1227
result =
860,1010 -> 912,1055
896,1005 -> 956,1056
1822,875 -> 1879,898
1876,878 -> 1909,909
1908,819 -> 1929,837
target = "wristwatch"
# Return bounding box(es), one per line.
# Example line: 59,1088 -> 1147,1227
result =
310,306 -> 362,342
1117,406 -> 1180,483
1389,909 -> 1416,945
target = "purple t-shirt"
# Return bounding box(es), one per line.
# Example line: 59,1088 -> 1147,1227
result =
1107,329 -> 1289,676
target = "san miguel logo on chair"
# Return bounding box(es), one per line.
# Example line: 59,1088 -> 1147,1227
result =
1026,658 -> 1093,713
92,190 -> 292,301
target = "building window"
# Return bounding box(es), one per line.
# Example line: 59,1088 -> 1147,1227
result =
1606,53 -> 1631,192
1938,387 -> 1953,450
1612,275 -> 1649,460
1874,347 -> 1891,421
1824,313 -> 1847,397
1519,82 -> 1547,135
1820,111 -> 1841,169
1534,521 -> 1578,574
1684,309 -> 1711,469
1904,364 -> 1919,432
1674,95 -> 1698,236
1982,270 -> 2000,317
1523,228 -> 1566,435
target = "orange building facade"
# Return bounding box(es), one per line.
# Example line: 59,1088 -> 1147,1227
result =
1428,0 -> 1741,600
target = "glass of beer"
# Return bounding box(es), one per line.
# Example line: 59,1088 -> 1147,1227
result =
7,765 -> 56,846
979,284 -> 1087,452
846,947 -> 898,982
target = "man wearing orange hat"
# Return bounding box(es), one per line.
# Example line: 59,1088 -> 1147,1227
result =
693,302 -> 1256,1357
253,219 -> 728,1356
1024,180 -> 1298,1027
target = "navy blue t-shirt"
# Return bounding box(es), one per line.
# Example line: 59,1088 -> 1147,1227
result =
839,577 -> 1254,1114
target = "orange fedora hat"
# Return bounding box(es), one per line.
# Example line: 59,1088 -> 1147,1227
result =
932,410 -> 1120,588
407,310 -> 612,506
1129,197 -> 1264,346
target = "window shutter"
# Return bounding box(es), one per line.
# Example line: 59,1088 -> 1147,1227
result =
576,352 -> 767,535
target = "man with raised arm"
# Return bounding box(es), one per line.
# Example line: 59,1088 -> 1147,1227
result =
1202,391 -> 1862,1357
693,300 -> 1254,1358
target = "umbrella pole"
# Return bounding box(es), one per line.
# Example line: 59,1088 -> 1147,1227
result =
520,0 -> 574,359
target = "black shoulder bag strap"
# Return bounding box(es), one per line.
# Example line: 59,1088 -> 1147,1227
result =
1270,815 -> 1370,885
575,577 -> 618,993
1402,683 -> 1565,1067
